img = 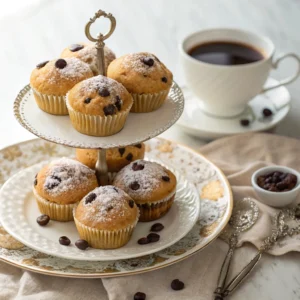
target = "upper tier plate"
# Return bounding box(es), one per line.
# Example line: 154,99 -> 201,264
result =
14,82 -> 184,149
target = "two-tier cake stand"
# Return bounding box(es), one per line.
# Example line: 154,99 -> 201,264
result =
0,9 -> 233,278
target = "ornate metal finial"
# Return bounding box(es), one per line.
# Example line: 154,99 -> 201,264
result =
85,10 -> 116,76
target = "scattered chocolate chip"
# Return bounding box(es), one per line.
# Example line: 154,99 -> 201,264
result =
36,214 -> 50,226
129,199 -> 135,208
34,179 -> 38,186
240,119 -> 250,126
130,181 -> 140,190
113,187 -> 119,193
55,59 -> 67,69
147,233 -> 160,243
36,60 -> 49,69
150,223 -> 164,232
142,57 -> 154,67
134,292 -> 146,300
137,237 -> 149,245
84,97 -> 92,104
276,182 -> 288,190
45,176 -> 61,189
162,176 -> 170,182
262,108 -> 273,117
115,96 -> 122,111
75,239 -> 89,250
161,76 -> 168,83
295,208 -> 300,219
106,205 -> 114,211
132,162 -> 144,171
103,104 -> 116,116
118,148 -> 125,156
171,279 -> 185,291
131,263 -> 138,267
99,87 -> 110,97
126,153 -> 133,161
59,236 -> 71,246
85,193 -> 97,204
69,44 -> 84,52
134,144 -> 142,149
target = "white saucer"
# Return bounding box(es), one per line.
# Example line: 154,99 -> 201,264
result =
0,161 -> 200,261
176,78 -> 291,140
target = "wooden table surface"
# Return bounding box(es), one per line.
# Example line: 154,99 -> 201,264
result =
0,0 -> 300,299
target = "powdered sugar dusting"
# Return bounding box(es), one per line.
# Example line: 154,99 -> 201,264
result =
44,157 -> 95,196
81,186 -> 133,223
113,160 -> 169,197
57,57 -> 91,79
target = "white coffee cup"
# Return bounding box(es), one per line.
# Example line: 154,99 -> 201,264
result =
180,28 -> 300,117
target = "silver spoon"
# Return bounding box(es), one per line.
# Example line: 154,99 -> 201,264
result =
214,197 -> 259,300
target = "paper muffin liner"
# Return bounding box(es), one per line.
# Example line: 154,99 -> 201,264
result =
31,87 -> 68,115
66,95 -> 131,137
137,191 -> 176,222
33,188 -> 77,222
131,88 -> 170,113
73,212 -> 139,249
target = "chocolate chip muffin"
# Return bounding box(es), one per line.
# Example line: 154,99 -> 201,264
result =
61,43 -> 116,75
107,52 -> 173,113
33,158 -> 98,221
67,75 -> 133,136
74,186 -> 139,249
113,160 -> 177,221
30,58 -> 93,115
75,143 -> 145,173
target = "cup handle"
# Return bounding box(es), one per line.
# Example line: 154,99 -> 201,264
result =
262,53 -> 300,93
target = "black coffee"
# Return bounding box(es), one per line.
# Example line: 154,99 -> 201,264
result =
188,41 -> 264,65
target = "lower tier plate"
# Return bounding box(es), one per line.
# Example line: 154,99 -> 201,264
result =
0,137 -> 232,278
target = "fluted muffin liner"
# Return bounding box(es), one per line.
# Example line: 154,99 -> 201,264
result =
130,88 -> 170,113
137,189 -> 176,222
31,87 -> 69,115
73,211 -> 139,249
66,95 -> 132,137
33,187 -> 77,222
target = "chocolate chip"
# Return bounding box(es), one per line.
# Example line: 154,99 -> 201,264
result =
295,208 -> 300,219
106,205 -> 114,211
134,292 -> 146,300
118,148 -> 125,156
34,179 -> 38,186
113,187 -> 119,193
134,144 -> 142,149
129,199 -> 135,208
130,181 -> 140,190
240,119 -> 250,126
103,104 -> 116,116
162,176 -> 170,182
36,60 -> 49,69
147,233 -> 160,243
85,193 -> 97,204
262,108 -> 273,117
150,223 -> 164,232
115,96 -> 122,111
276,182 -> 288,190
69,44 -> 84,52
132,162 -> 144,171
99,87 -> 110,97
36,214 -> 50,226
55,59 -> 67,69
45,176 -> 61,189
137,237 -> 149,245
59,236 -> 71,246
161,76 -> 168,83
171,279 -> 185,291
265,177 -> 272,184
84,97 -> 92,104
126,153 -> 133,161
75,239 -> 89,250
142,57 -> 154,67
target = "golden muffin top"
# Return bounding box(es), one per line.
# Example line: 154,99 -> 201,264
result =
30,58 -> 93,95
67,75 -> 133,116
34,157 -> 98,205
107,52 -> 173,94
113,160 -> 177,204
75,186 -> 139,230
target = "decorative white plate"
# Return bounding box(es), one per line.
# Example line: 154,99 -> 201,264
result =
0,162 -> 199,261
14,82 -> 184,149
0,138 -> 232,278
177,77 -> 290,140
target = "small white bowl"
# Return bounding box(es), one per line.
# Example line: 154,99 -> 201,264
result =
251,165 -> 300,208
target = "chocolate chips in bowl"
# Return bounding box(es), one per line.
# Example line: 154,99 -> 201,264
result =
252,166 -> 300,208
